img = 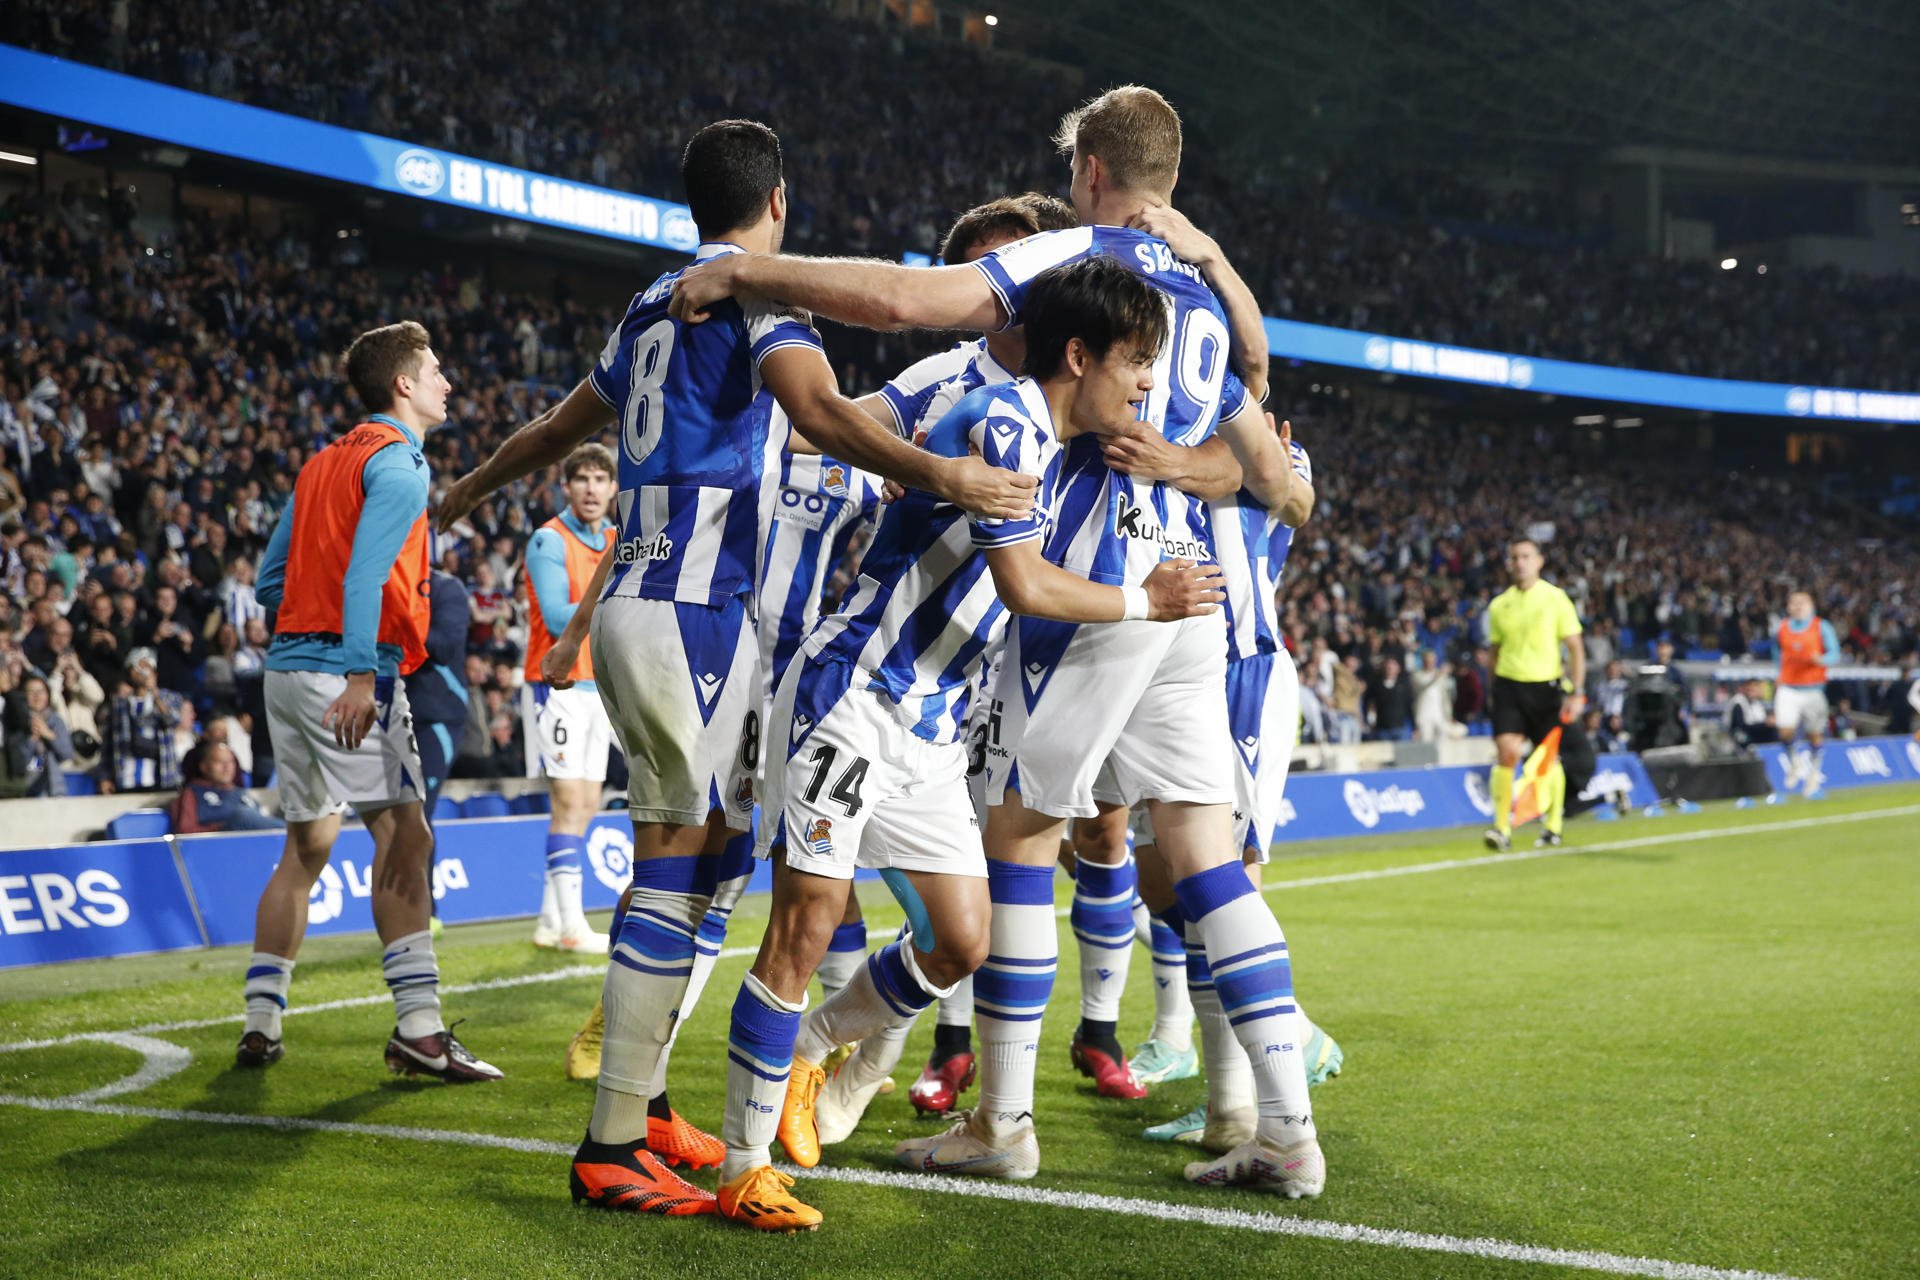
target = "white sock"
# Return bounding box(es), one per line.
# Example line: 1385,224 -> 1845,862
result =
796,935 -> 949,1064
816,918 -> 869,1001
382,930 -> 443,1041
844,1015 -> 916,1089
1149,915 -> 1194,1050
537,876 -> 561,934
546,833 -> 589,933
243,952 -> 294,1039
936,974 -> 975,1028
721,972 -> 805,1181
589,866 -> 711,1144
1070,857 -> 1136,1023
1190,964 -> 1255,1118
1175,863 -> 1314,1147
974,862 -> 1057,1134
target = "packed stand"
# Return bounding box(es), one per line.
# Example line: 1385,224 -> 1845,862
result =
1272,396 -> 1920,746
8,0 -> 1920,389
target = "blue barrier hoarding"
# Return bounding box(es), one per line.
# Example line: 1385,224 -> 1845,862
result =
1752,735 -> 1920,794
1264,322 -> 1920,424
0,45 -> 699,254
0,839 -> 204,969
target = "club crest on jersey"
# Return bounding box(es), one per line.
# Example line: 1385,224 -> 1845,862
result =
822,464 -> 848,496
805,818 -> 833,856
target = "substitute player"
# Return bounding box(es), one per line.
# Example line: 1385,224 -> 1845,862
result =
1483,537 -> 1591,851
523,444 -> 616,953
673,86 -> 1320,1199
437,119 -> 1037,1217
1775,590 -> 1840,796
716,257 -> 1225,1231
238,321 -> 502,1083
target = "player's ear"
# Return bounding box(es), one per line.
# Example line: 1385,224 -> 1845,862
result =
769,183 -> 787,226
1064,336 -> 1088,378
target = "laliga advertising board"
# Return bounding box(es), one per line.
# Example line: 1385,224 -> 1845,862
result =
176,814 -> 646,947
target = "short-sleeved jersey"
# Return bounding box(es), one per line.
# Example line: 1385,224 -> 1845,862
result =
875,338 -> 1019,440
801,378 -> 1061,745
757,432 -> 885,698
971,225 -> 1252,586
1211,439 -> 1312,663
589,242 -> 824,607
1486,581 -> 1583,683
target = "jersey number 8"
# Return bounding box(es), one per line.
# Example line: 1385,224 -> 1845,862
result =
621,317 -> 677,466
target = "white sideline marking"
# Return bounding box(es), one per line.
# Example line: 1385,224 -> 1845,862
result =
0,1092 -> 1812,1280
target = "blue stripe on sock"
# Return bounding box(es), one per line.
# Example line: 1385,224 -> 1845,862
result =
1149,920 -> 1185,964
1073,859 -> 1134,901
727,1049 -> 792,1084
828,920 -> 869,954
1211,940 -> 1289,971
729,983 -> 801,1066
545,832 -> 585,873
868,941 -> 934,1018
245,965 -> 286,980
1173,860 -> 1258,922
611,951 -> 695,979
987,860 -> 1057,906
975,963 -> 1055,1014
1228,1002 -> 1299,1028
629,855 -> 704,892
1214,956 -> 1295,1015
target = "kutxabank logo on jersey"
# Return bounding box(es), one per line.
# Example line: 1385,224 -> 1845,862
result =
394,148 -> 446,197
587,825 -> 634,894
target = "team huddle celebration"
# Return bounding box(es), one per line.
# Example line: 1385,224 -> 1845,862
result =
6,8 -> 1916,1273
237,89 -> 1342,1228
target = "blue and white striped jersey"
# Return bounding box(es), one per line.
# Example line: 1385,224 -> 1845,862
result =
757,437 -> 885,699
874,338 -> 1019,439
589,242 -> 824,607
972,226 -> 1252,586
799,378 -> 1061,745
1211,439 -> 1312,662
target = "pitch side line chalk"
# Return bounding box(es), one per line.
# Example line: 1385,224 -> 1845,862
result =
0,1093 -> 1813,1280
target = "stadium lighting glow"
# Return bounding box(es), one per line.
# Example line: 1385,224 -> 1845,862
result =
0,149 -> 37,165
1720,257 -> 1738,270
984,13 -> 998,24
1757,264 -> 1768,275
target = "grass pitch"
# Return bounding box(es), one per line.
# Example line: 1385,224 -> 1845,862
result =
2,787 -> 1916,1280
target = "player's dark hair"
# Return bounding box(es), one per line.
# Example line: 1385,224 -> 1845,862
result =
682,120 -> 784,239
563,443 -> 616,481
1509,536 -> 1542,555
940,192 -> 1079,263
1020,256 -> 1169,381
342,321 -> 432,413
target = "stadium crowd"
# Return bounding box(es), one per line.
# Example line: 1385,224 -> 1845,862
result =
3,186 -> 1915,805
8,0 -> 1919,389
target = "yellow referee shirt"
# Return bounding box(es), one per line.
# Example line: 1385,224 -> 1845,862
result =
1487,581 -> 1582,683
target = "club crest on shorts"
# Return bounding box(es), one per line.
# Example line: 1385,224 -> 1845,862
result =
734,775 -> 754,807
805,817 -> 833,856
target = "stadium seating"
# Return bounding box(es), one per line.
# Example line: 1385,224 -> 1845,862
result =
460,794 -> 511,820
105,809 -> 172,840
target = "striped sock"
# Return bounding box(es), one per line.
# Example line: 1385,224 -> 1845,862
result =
816,919 -> 869,1000
721,973 -> 805,1180
651,832 -> 756,1095
591,854 -> 710,1143
1175,862 -> 1314,1147
242,952 -> 293,1040
1071,857 -> 1136,1024
974,861 -> 1057,1134
382,929 -> 443,1041
1149,910 -> 1194,1050
797,934 -> 949,1063
545,833 -> 588,933
1185,926 -> 1254,1118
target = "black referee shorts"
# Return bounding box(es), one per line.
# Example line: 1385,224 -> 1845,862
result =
1491,676 -> 1564,745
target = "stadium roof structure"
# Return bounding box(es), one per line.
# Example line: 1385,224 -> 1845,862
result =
988,0 -> 1920,167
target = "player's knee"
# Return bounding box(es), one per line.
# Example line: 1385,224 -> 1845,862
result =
918,919 -> 988,989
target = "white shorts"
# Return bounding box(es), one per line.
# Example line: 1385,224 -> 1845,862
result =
590,595 -> 757,830
981,612 -> 1233,818
1227,651 -> 1299,863
523,682 -> 615,781
760,659 -> 987,882
265,669 -> 424,823
1775,684 -> 1829,737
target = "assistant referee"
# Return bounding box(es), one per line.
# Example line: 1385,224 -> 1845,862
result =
1483,537 -> 1590,850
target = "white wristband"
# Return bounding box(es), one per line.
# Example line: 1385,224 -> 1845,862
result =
1120,584 -> 1150,622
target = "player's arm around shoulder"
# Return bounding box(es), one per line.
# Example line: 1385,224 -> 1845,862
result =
1216,399 -> 1311,522
759,345 -> 1034,520
674,252 -> 1002,333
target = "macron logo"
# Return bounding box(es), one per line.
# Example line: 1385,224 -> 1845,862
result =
695,673 -> 724,708
989,423 -> 1020,455
792,713 -> 814,747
